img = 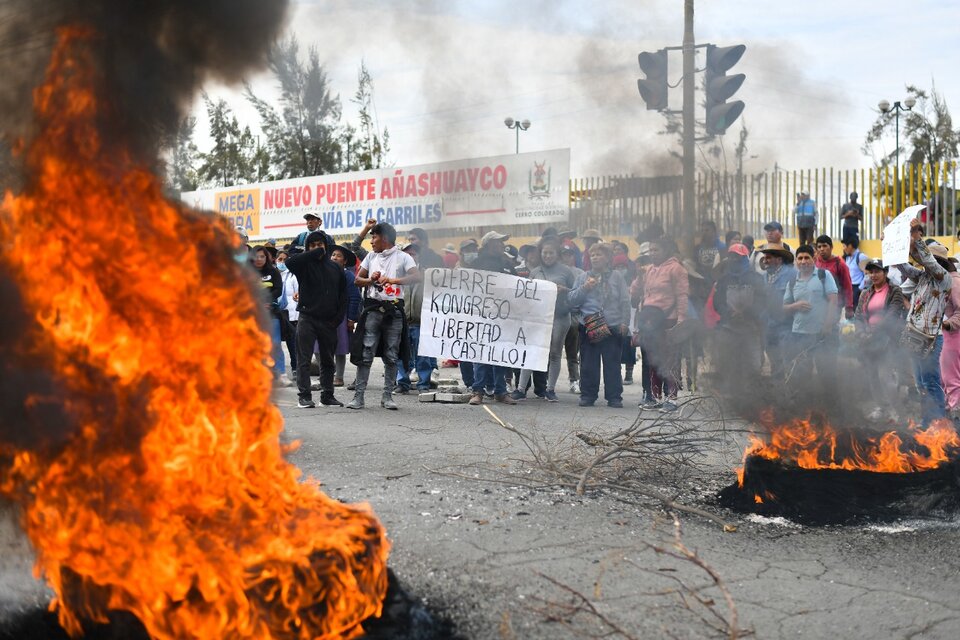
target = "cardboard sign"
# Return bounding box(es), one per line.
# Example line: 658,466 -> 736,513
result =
418,268 -> 557,371
882,204 -> 926,266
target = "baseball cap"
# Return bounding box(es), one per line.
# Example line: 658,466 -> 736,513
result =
459,239 -> 478,250
863,258 -> 886,272
763,221 -> 783,232
235,225 -> 249,240
303,213 -> 321,220
480,230 -> 510,247
728,243 -> 749,257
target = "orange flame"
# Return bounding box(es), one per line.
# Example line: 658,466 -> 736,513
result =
0,28 -> 388,638
736,409 -> 960,487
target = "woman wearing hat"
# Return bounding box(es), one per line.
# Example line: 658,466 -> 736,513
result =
568,242 -> 630,407
853,259 -> 906,420
329,245 -> 361,388
894,220 -> 954,426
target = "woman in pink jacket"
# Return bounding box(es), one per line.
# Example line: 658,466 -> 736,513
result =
636,238 -> 689,412
941,259 -> 960,422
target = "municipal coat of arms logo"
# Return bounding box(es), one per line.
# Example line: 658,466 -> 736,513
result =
528,160 -> 550,199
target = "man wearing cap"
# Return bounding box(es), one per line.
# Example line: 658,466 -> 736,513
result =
580,229 -> 602,271
294,213 -> 322,250
349,222 -> 420,410
285,231 -> 348,409
840,192 -> 863,243
712,244 -> 766,391
758,244 -> 796,380
794,191 -> 818,247
752,221 -> 791,273
467,231 -> 518,405
459,239 -> 479,268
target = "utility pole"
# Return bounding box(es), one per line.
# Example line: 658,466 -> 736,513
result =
682,0 -> 696,250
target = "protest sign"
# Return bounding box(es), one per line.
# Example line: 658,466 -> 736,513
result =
882,204 -> 926,266
182,149 -> 570,241
418,268 -> 558,371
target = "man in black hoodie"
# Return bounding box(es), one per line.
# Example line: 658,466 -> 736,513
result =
285,231 -> 348,408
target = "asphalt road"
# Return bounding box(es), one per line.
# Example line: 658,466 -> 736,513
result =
1,362 -> 959,639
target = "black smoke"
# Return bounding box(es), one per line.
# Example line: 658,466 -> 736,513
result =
0,0 -> 290,180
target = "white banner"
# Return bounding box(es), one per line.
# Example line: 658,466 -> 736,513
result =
181,149 -> 570,242
418,268 -> 557,371
882,204 -> 926,266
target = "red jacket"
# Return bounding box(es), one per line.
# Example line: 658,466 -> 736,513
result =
816,255 -> 853,311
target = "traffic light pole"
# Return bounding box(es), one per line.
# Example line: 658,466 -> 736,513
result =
682,0 -> 696,249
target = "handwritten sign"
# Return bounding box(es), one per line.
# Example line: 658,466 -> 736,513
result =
882,204 -> 926,266
418,268 -> 558,371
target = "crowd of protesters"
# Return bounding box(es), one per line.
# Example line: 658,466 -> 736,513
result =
240,205 -> 960,426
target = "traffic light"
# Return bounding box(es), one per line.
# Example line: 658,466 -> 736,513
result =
704,44 -> 745,135
637,49 -> 668,111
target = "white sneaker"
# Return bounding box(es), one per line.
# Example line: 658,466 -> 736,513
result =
274,378 -> 293,388
569,381 -> 580,394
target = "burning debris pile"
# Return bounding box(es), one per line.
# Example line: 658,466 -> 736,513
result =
0,7 -> 392,640
719,411 -> 960,525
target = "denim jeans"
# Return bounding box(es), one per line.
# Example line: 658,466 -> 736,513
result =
270,317 -> 285,376
459,361 -> 476,388
912,334 -> 946,426
472,363 -> 508,396
397,324 -> 436,390
578,325 -> 623,403
519,314 -> 571,393
354,309 -> 404,396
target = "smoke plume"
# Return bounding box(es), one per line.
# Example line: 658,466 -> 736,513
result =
0,0 -> 289,178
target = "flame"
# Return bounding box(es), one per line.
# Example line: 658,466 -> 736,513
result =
0,28 -> 388,639
736,409 -> 960,487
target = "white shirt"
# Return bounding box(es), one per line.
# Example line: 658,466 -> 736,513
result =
281,270 -> 299,322
360,247 -> 416,301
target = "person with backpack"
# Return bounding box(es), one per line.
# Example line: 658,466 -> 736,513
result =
815,235 -> 854,319
711,244 -> 767,393
782,245 -> 839,388
842,238 -> 867,309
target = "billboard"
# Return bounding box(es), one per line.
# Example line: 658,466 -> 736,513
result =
181,149 -> 570,241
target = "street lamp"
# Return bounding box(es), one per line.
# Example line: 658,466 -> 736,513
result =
504,117 -> 531,154
878,97 -> 917,211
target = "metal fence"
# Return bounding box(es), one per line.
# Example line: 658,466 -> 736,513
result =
569,161 -> 959,242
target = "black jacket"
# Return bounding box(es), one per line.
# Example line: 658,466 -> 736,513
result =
470,251 -> 516,275
285,248 -> 347,325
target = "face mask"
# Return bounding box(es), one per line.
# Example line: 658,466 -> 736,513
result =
277,262 -> 287,272
463,252 -> 478,264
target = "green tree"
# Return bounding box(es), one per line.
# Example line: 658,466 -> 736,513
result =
863,84 -> 960,166
348,61 -> 390,171
163,116 -> 200,192
196,95 -> 266,187
245,37 -> 342,179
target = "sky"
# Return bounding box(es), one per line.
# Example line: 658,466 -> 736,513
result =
192,0 -> 960,178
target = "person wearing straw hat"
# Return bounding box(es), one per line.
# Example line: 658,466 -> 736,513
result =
442,243 -> 459,268
759,243 -> 796,380
580,228 -> 602,271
